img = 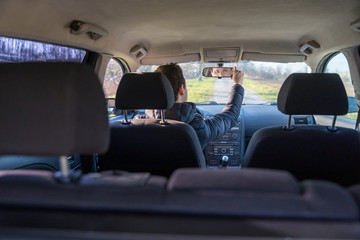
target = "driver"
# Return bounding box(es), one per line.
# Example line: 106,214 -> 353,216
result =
146,63 -> 244,149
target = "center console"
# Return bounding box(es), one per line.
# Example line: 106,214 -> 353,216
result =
205,124 -> 242,168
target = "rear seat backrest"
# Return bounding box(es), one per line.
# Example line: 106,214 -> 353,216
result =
166,168 -> 359,220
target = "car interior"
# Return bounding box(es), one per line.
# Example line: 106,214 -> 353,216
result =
1,0 -> 360,239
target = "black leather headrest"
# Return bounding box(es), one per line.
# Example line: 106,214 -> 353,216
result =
116,72 -> 174,110
0,63 -> 110,156
277,73 -> 348,115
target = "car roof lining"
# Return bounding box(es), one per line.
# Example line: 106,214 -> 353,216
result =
0,0 -> 360,70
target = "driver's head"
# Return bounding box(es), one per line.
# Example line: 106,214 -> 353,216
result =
210,67 -> 232,77
156,63 -> 187,103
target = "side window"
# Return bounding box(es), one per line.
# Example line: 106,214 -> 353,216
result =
103,58 -> 125,117
0,36 -> 86,63
324,52 -> 357,121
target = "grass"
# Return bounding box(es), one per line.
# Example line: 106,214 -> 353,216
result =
242,79 -> 280,103
339,113 -> 357,121
244,79 -> 357,121
186,77 -> 216,103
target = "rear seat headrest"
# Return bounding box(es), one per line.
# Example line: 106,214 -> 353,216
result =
0,62 -> 109,156
168,168 -> 300,194
277,73 -> 348,115
116,72 -> 174,110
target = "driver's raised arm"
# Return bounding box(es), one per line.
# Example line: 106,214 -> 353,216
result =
199,68 -> 244,147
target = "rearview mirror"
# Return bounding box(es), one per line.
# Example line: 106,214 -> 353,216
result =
202,67 -> 233,78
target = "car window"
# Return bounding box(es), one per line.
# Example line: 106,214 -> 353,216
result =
138,61 -> 309,104
0,36 -> 86,63
103,58 -> 125,117
324,52 -> 357,121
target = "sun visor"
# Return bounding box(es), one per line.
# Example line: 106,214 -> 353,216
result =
242,52 -> 306,63
141,53 -> 200,65
203,47 -> 240,63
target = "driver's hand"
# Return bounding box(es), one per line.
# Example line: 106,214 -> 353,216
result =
233,67 -> 244,85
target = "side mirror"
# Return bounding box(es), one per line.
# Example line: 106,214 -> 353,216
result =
202,67 -> 233,78
348,96 -> 358,113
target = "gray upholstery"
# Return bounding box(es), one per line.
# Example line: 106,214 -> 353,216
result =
116,72 -> 174,110
243,125 -> 360,186
99,119 -> 206,177
80,170 -> 167,188
348,185 -> 360,214
277,73 -> 348,115
0,170 -> 166,209
0,168 -> 357,221
244,73 -> 360,186
165,168 -> 359,220
168,168 -> 299,193
0,62 -> 110,155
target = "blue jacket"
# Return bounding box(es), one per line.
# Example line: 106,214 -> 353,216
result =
146,84 -> 244,149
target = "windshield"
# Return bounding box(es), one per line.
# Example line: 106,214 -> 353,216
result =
138,61 -> 309,104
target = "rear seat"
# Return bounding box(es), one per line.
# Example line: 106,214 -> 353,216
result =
0,167 -> 357,221
165,168 -> 359,220
348,185 -> 360,214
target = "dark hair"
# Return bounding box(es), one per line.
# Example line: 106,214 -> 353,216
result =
156,63 -> 186,101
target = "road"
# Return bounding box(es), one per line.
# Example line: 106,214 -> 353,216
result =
315,115 -> 355,129
212,78 -> 267,104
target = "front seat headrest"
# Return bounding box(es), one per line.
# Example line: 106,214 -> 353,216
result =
116,72 -> 174,110
277,73 -> 348,115
0,62 -> 110,156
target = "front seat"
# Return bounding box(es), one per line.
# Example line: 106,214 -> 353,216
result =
242,73 -> 360,186
98,72 -> 206,177
0,62 -> 110,178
